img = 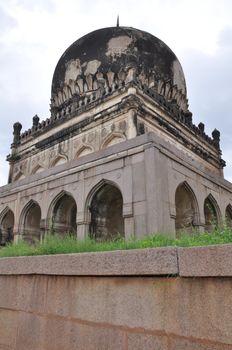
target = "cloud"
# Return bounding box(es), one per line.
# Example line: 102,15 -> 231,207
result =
0,0 -> 55,14
0,5 -> 16,33
218,26 -> 232,47
12,0 -> 55,12
180,26 -> 232,179
0,160 -> 9,186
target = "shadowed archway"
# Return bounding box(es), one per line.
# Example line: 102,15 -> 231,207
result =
88,182 -> 124,241
225,205 -> 232,228
175,182 -> 199,236
22,201 -> 41,243
50,192 -> 77,235
0,208 -> 14,245
204,195 -> 220,232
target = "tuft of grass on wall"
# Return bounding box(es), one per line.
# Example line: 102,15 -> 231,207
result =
0,240 -> 36,257
0,226 -> 232,257
175,225 -> 232,247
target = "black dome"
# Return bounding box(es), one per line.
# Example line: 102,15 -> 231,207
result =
52,26 -> 187,97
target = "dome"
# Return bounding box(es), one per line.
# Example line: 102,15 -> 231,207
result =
51,26 -> 188,111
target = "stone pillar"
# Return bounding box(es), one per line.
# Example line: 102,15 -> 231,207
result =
12,122 -> 22,146
124,216 -> 134,239
13,225 -> 21,243
144,146 -> 159,234
8,122 -> 22,184
76,211 -> 89,240
144,145 -> 174,235
7,162 -> 14,184
123,202 -> 134,239
127,109 -> 137,139
212,128 -> 220,149
32,115 -> 40,128
198,214 -> 206,232
76,222 -> 89,240
11,205 -> 19,243
40,219 -> 47,242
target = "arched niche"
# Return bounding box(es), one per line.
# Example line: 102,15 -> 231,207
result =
31,165 -> 44,175
52,156 -> 67,167
175,182 -> 198,236
204,195 -> 219,232
0,208 -> 14,245
22,201 -> 41,243
225,205 -> 232,228
101,133 -> 126,149
14,172 -> 25,182
88,182 -> 124,241
50,192 -> 77,235
75,146 -> 93,159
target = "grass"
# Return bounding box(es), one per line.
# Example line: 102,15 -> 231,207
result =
1,226 -> 232,257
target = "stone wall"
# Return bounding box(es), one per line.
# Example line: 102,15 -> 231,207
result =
1,133 -> 232,242
0,245 -> 232,349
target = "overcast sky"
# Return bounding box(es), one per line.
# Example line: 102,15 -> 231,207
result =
0,0 -> 232,186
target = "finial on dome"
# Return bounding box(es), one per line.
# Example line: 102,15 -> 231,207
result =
117,15 -> 119,27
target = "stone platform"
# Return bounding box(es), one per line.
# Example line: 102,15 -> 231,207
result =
0,245 -> 232,349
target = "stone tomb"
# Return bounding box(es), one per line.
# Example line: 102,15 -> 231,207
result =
0,25 -> 232,243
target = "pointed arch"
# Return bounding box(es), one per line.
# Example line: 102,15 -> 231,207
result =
77,78 -> 84,93
225,204 -> 232,228
47,191 -> 77,235
0,207 -> 14,245
164,81 -> 172,99
204,194 -> 221,232
101,133 -> 126,149
31,164 -> 44,175
14,171 -> 25,182
62,90 -> 66,101
159,81 -> 166,96
75,145 -> 94,159
85,179 -> 124,241
53,93 -> 59,107
175,181 -> 199,235
58,91 -> 63,105
85,179 -> 123,214
63,84 -> 72,99
20,200 -> 41,243
50,155 -> 67,167
0,206 -> 13,223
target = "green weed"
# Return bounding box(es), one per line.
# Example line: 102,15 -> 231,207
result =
1,227 -> 232,257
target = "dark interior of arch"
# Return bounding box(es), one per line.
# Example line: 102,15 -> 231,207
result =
204,197 -> 218,232
175,184 -> 196,236
225,206 -> 232,227
52,194 -> 77,235
0,210 -> 14,245
89,183 -> 124,241
24,203 -> 41,243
